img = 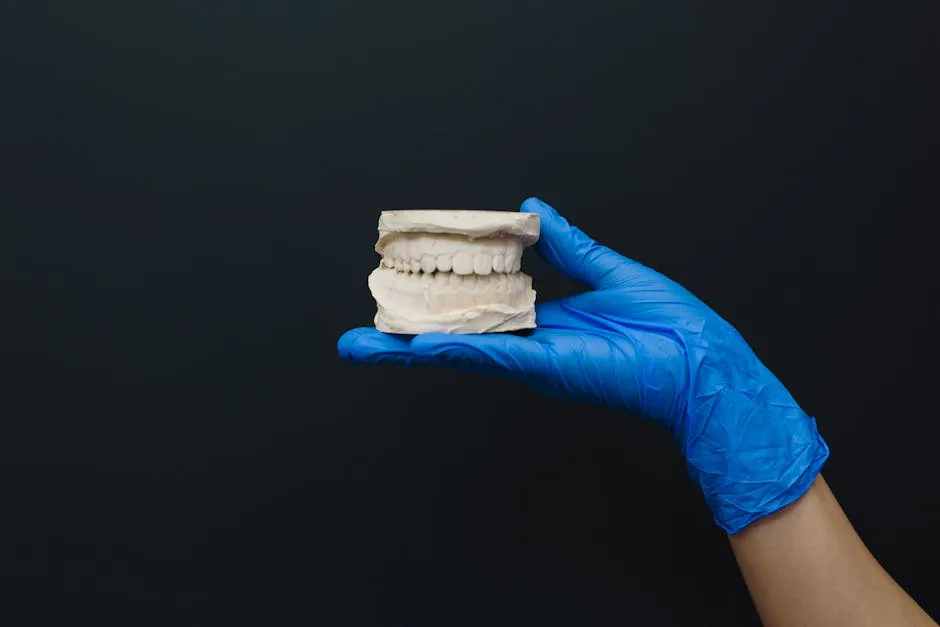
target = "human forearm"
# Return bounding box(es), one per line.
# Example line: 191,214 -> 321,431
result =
729,475 -> 936,627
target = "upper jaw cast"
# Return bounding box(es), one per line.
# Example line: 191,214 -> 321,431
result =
378,233 -> 523,275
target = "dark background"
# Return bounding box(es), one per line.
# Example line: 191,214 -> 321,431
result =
2,0 -> 937,625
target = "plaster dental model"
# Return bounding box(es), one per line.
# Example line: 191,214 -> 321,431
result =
367,210 -> 541,334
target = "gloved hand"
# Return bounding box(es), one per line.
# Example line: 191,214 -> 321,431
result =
338,197 -> 829,534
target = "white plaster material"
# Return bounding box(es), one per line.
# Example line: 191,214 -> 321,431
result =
367,210 -> 540,334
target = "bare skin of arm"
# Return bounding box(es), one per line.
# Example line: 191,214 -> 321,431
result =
729,475 -> 937,627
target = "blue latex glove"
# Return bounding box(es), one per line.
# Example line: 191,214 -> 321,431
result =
338,197 -> 829,534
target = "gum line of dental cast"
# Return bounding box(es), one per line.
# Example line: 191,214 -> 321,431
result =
379,235 -> 523,275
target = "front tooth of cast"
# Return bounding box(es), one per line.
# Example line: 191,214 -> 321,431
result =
436,254 -> 452,272
474,253 -> 492,275
492,254 -> 505,273
421,255 -> 436,273
434,272 -> 449,287
448,273 -> 462,288
452,252 -> 473,275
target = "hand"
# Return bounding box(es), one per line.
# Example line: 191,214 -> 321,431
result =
338,197 -> 829,534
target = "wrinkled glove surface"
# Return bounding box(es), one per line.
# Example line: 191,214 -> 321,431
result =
338,197 -> 829,534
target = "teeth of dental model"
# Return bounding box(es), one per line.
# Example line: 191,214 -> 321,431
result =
381,234 -> 525,275
452,252 -> 473,275
366,209 -> 540,334
421,255 -> 436,274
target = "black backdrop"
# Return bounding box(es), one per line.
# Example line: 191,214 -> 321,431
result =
2,1 -> 937,625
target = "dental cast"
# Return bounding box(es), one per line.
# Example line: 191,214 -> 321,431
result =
367,210 -> 540,334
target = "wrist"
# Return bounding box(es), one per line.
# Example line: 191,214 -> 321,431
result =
683,386 -> 830,534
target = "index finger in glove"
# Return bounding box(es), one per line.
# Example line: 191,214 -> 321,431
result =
337,327 -> 423,365
409,331 -> 551,379
337,326 -> 550,380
